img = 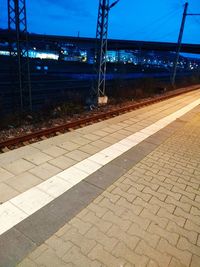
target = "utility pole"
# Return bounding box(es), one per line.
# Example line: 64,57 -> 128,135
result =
171,2 -> 188,87
95,0 -> 119,105
8,0 -> 32,111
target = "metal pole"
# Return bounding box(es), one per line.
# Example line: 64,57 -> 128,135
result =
8,0 -> 32,111
95,0 -> 109,104
171,2 -> 188,87
94,0 -> 120,105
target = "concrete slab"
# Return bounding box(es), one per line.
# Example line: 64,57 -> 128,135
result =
23,152 -> 53,165
0,167 -> 14,182
5,172 -> 42,193
0,228 -> 36,267
43,146 -> 67,157
29,163 -> 62,180
0,183 -> 19,203
48,155 -> 77,170
65,150 -> 89,161
3,159 -> 35,175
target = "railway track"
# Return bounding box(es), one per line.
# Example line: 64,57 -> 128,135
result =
0,84 -> 199,152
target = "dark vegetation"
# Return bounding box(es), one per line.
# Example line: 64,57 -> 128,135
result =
0,73 -> 200,131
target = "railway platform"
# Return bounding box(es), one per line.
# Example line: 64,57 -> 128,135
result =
0,88 -> 200,267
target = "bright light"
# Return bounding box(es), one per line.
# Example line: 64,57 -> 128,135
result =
28,50 -> 59,60
0,50 -> 9,56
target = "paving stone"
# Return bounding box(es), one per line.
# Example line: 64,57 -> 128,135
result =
29,163 -> 62,180
102,210 -> 131,232
184,220 -> 200,236
17,258 -> 38,267
0,182 -> 19,203
140,208 -> 168,229
174,207 -> 200,226
157,208 -> 186,227
172,186 -> 196,200
63,246 -> 101,266
100,135 -> 119,144
79,144 -> 100,154
181,197 -> 200,212
157,238 -> 192,267
28,243 -> 49,260
111,187 -> 136,203
90,140 -> 110,150
113,242 -> 149,267
135,240 -> 171,267
85,226 -> 118,252
147,259 -> 159,267
43,146 -> 67,157
23,152 -> 53,165
157,186 -> 181,200
83,133 -> 101,141
177,236 -> 200,256
190,255 -> 200,267
68,217 -> 92,235
34,247 -> 69,267
0,146 -> 40,166
169,257 -> 188,267
133,197 -> 159,214
88,244 -> 126,267
3,159 -> 35,175
165,195 -> 191,212
122,177 -> 145,191
116,197 -> 143,215
70,136 -> 91,145
191,207 -> 200,217
127,186 -> 152,202
45,235 -> 73,258
62,227 -> 96,255
92,130 -> 109,138
148,222 -> 179,245
143,186 -> 166,201
5,172 -> 42,193
58,141 -> 80,151
197,235 -> 200,247
48,156 -> 77,170
64,150 -> 89,161
128,222 -> 159,248
80,210 -> 112,233
86,202 -> 108,218
107,224 -> 139,250
0,167 -> 14,182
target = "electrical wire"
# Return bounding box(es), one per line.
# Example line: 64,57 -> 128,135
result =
142,9 -> 181,41
130,6 -> 182,39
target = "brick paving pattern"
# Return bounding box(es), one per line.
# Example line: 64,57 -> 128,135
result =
17,109 -> 200,266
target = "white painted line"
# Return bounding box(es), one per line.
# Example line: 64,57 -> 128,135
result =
10,188 -> 53,215
0,96 -> 200,236
0,202 -> 27,235
37,176 -> 73,198
89,153 -> 115,165
100,146 -> 123,157
57,167 -> 88,185
75,159 -> 102,174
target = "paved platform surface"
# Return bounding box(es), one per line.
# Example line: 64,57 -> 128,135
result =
0,89 -> 200,267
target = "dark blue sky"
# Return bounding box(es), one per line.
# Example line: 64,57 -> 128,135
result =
0,0 -> 200,44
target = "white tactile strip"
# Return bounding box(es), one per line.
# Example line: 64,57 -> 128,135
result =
0,98 -> 200,236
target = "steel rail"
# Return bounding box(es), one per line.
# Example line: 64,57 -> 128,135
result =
0,85 -> 199,150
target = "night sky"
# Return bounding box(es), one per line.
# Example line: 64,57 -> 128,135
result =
0,0 -> 200,44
